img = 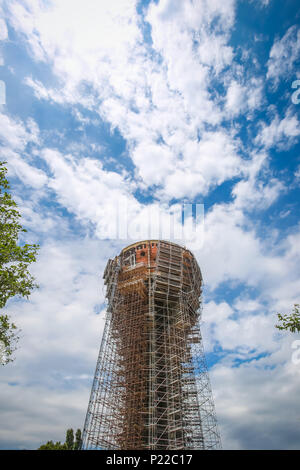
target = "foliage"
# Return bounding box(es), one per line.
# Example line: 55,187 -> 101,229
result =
0,161 -> 39,307
0,314 -> 19,365
38,429 -> 82,450
66,428 -> 74,450
0,161 -> 39,364
275,304 -> 300,333
74,429 -> 82,450
38,440 -> 67,450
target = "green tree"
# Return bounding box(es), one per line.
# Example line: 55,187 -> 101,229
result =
0,161 -> 39,364
74,429 -> 82,450
0,314 -> 19,365
38,440 -> 67,450
275,304 -> 300,333
38,429 -> 82,450
66,428 -> 74,450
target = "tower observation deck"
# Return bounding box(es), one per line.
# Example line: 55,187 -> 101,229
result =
82,240 -> 221,450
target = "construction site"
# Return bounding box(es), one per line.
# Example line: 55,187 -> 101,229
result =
82,240 -> 221,450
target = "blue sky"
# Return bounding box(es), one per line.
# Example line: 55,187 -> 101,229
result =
0,0 -> 300,450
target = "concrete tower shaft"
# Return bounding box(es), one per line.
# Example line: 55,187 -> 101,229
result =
82,240 -> 221,450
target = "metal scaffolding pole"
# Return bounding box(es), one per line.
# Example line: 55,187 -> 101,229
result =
82,240 -> 221,450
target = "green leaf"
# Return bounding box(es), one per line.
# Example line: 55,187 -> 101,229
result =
0,161 -> 40,365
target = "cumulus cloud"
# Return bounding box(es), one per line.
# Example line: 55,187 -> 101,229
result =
0,381 -> 89,449
0,113 -> 39,151
7,0 -> 279,207
5,0 -> 245,199
194,194 -> 300,314
38,148 -> 203,245
250,0 -> 271,7
158,130 -> 242,198
231,150 -> 285,210
267,25 -> 300,87
0,113 -> 47,189
225,78 -> 264,117
255,108 -> 300,149
211,352 -> 300,449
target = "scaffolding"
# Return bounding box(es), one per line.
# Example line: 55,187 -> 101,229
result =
82,240 -> 221,450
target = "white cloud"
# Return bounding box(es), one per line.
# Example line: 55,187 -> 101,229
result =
233,298 -> 263,312
255,108 -> 300,149
225,81 -> 246,114
202,298 -> 276,356
211,352 -> 300,449
39,148 -> 205,245
14,196 -> 68,238
225,78 -> 264,117
0,381 -> 88,449
250,0 -> 271,7
2,149 -> 47,190
0,112 -> 47,189
0,18 -> 8,40
155,130 -> 243,199
232,176 -> 285,211
131,141 -> 175,187
17,240 -> 107,359
267,25 -> 300,87
41,148 -> 140,237
0,112 -> 39,151
6,0 -> 246,199
193,194 -> 300,309
295,165 -> 300,181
